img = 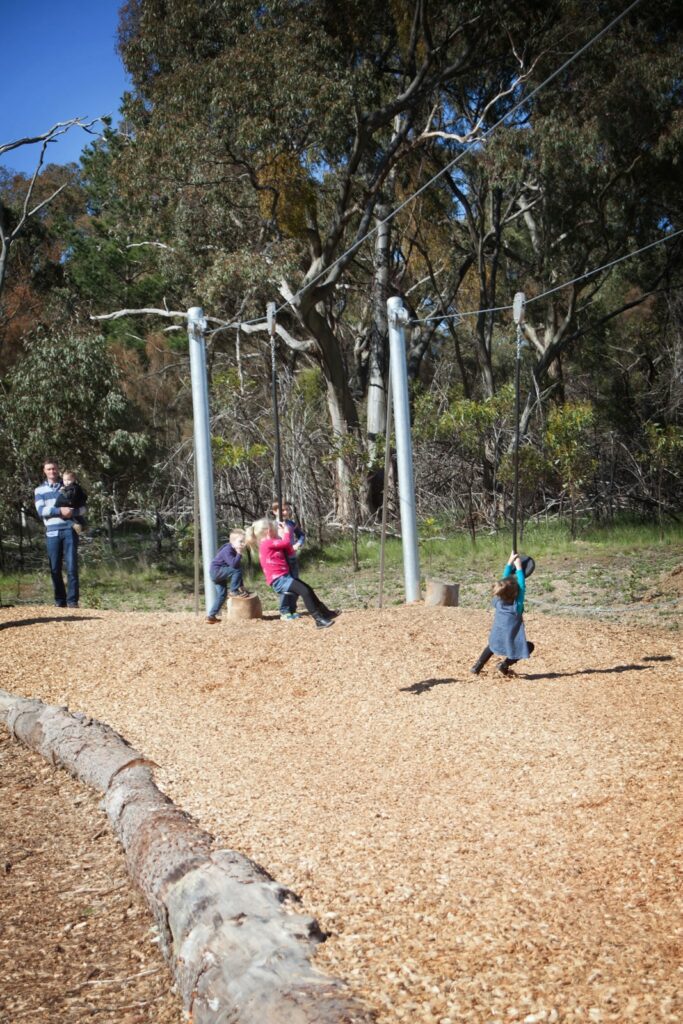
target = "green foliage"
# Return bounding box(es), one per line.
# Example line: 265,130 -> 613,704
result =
545,402 -> 596,492
293,366 -> 325,410
2,332 -> 150,512
498,445 -> 552,500
212,436 -> 269,470
414,386 -> 514,452
642,423 -> 683,476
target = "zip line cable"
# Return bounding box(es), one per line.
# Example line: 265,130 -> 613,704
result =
207,223 -> 681,337
409,227 -> 683,326
268,0 -> 643,321
205,0 -> 647,340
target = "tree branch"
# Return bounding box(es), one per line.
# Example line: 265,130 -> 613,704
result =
0,117 -> 103,158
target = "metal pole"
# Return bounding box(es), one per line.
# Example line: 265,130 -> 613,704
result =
512,292 -> 526,554
377,360 -> 393,609
267,303 -> 283,516
193,466 -> 200,616
187,307 -> 217,615
512,339 -> 521,553
386,296 -> 421,603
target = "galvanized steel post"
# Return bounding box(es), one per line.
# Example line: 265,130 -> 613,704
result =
187,307 -> 218,615
387,296 -> 421,603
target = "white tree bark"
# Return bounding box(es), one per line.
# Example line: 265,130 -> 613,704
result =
0,690 -> 375,1024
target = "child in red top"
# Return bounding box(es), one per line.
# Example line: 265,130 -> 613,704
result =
246,518 -> 339,628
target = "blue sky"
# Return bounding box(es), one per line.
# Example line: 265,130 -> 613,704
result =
1,0 -> 130,175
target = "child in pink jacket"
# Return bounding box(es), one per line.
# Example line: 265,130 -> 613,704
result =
246,518 -> 339,628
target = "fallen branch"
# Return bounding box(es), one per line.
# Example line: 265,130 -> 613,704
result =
0,690 -> 375,1024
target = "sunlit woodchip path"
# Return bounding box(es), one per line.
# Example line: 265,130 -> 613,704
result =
1,603 -> 681,1024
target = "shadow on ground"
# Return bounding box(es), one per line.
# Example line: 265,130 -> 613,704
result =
0,615 -> 100,630
402,660 -> 676,693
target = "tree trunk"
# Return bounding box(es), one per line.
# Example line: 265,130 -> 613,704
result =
0,690 -> 375,1024
366,206 -> 391,459
290,297 -> 360,523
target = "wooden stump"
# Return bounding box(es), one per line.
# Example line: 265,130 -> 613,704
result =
424,578 -> 460,607
227,592 -> 262,621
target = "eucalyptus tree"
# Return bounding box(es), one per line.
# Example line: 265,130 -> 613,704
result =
114,0 -> 542,513
417,1 -> 682,404
499,0 -> 683,432
2,332 -> 151,520
0,120 -> 103,366
0,162 -> 86,371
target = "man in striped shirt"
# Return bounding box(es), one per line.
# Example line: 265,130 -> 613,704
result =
34,458 -> 80,608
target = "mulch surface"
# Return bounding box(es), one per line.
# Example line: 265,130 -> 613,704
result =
0,602 -> 681,1024
0,732 -> 181,1023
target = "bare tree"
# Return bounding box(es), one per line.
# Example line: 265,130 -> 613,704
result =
0,118 -> 102,303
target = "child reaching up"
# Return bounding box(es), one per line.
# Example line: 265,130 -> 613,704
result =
470,552 -> 535,676
246,518 -> 339,628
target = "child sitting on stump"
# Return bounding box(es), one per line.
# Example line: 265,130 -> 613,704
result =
206,529 -> 251,624
471,552 -> 535,676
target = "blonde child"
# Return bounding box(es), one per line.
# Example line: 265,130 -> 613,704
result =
206,529 -> 251,624
246,518 -> 338,628
470,552 -> 535,676
270,499 -> 304,619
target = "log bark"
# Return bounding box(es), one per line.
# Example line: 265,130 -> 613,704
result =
227,593 -> 263,621
424,580 -> 460,607
0,689 -> 375,1024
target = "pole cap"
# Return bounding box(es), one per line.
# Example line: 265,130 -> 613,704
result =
512,292 -> 526,325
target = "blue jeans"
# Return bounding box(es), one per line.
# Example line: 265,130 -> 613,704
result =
46,527 -> 79,607
271,574 -> 327,619
208,565 -> 243,617
277,555 -> 299,614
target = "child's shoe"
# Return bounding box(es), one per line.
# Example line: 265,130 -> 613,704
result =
231,586 -> 252,598
280,612 -> 301,621
470,651 -> 492,674
206,615 -> 220,624
497,660 -> 512,676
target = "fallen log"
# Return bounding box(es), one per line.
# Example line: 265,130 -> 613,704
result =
0,689 -> 375,1024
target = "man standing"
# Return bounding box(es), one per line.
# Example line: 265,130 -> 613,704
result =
34,459 -> 80,608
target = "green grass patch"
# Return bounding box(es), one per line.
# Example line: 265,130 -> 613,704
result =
1,517 -> 680,624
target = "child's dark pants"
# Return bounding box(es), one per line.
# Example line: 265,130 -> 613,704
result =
471,641 -> 535,674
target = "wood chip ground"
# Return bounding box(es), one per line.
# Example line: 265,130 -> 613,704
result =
0,603 -> 681,1024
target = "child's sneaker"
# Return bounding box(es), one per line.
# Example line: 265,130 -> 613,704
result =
231,586 -> 252,598
280,612 -> 300,621
206,615 -> 220,624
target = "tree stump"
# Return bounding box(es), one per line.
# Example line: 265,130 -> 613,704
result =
227,592 -> 262,621
424,579 -> 460,607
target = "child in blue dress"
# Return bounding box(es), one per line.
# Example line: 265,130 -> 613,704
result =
470,552 -> 535,676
